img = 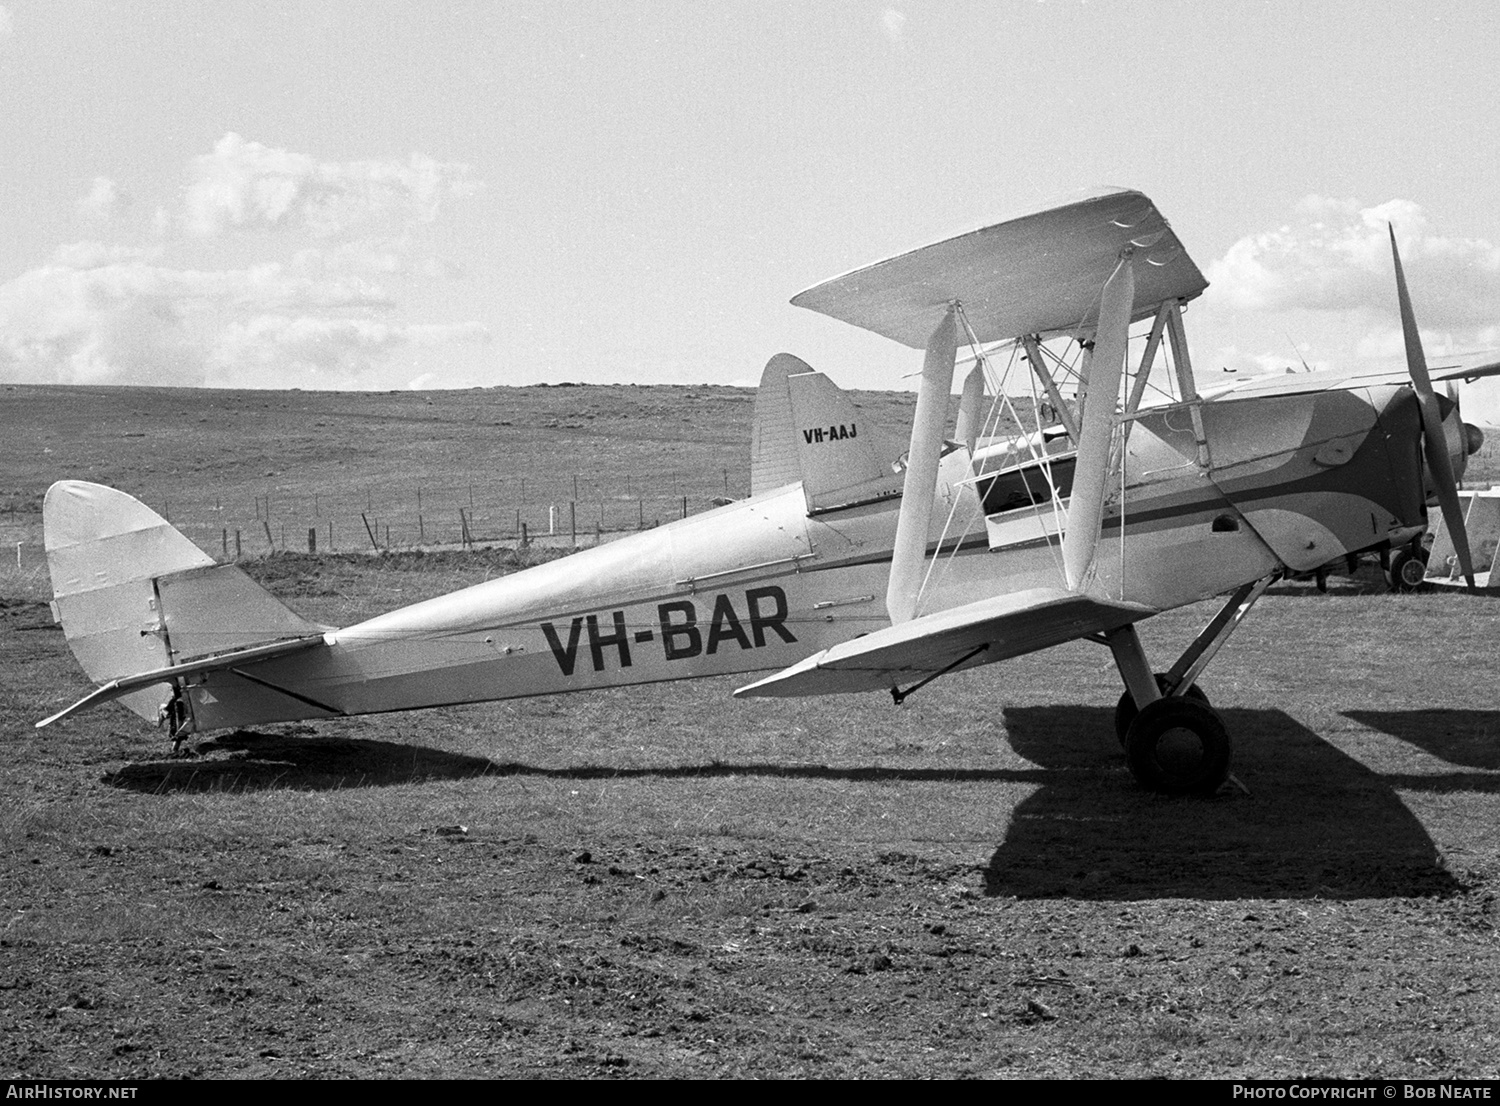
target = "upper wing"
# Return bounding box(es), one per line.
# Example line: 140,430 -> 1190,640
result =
1201,354 -> 1500,402
734,587 -> 1157,699
790,188 -> 1206,349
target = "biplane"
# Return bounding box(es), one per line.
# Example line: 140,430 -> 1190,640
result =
35,188 -> 1499,794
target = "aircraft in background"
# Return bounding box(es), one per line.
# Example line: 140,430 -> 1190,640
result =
36,189 -> 1498,795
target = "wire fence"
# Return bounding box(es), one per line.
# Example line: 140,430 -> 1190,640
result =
53,467 -> 744,561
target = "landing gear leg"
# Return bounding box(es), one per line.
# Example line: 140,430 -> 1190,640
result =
1101,575 -> 1274,794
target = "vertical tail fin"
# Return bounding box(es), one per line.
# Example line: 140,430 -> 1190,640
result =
748,353 -> 904,509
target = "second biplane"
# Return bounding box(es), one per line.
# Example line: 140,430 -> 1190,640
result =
36,188 -> 1498,794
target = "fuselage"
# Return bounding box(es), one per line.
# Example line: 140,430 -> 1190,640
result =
187,383 -> 1432,730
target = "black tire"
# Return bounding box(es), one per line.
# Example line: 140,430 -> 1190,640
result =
1113,674 -> 1209,747
1387,548 -> 1428,592
1125,697 -> 1232,795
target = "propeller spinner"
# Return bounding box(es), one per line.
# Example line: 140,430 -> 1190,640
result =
1388,224 -> 1477,590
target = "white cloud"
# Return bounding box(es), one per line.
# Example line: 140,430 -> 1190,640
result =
0,255 -> 420,386
50,241 -> 162,269
0,134 -> 488,389
182,132 -> 480,240
204,315 -> 490,389
77,176 -> 127,222
881,9 -> 907,43
1195,196 -> 1500,382
1205,195 -> 1500,327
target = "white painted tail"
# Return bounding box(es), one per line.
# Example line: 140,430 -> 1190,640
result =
749,353 -> 904,510
43,481 -> 325,726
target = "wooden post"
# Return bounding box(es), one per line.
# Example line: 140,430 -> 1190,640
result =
520,521 -> 529,548
681,496 -> 688,519
638,499 -> 644,529
362,512 -> 379,550
418,514 -> 425,543
328,520 -> 333,551
308,527 -> 317,553
262,519 -> 275,552
235,530 -> 242,559
570,501 -> 577,546
222,528 -> 228,558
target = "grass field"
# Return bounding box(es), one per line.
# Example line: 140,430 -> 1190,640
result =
2,385 -> 1499,1078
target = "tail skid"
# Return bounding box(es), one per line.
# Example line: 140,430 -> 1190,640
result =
40,481 -> 328,733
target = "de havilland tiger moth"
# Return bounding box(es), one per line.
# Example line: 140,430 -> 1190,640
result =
35,188 -> 1500,794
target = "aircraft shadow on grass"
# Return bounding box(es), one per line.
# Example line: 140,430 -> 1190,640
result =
985,706 -> 1464,902
103,708 -> 1470,903
102,728 -> 1053,795
1343,709 -> 1500,775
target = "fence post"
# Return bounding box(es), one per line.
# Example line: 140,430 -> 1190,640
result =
308,527 -> 317,553
262,519 -> 275,552
235,530 -> 242,559
362,512 -> 379,550
222,528 -> 228,558
570,501 -> 577,546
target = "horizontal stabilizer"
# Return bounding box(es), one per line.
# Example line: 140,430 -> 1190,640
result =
734,587 -> 1156,698
792,188 -> 1206,348
35,634 -> 328,729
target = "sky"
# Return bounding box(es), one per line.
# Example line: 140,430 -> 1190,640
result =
3,1 -> 1500,418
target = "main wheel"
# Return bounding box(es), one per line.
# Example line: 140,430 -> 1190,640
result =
1387,548 -> 1428,592
1125,697 -> 1231,795
1113,674 -> 1210,746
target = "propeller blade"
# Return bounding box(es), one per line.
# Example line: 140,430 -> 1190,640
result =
1389,224 -> 1476,589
